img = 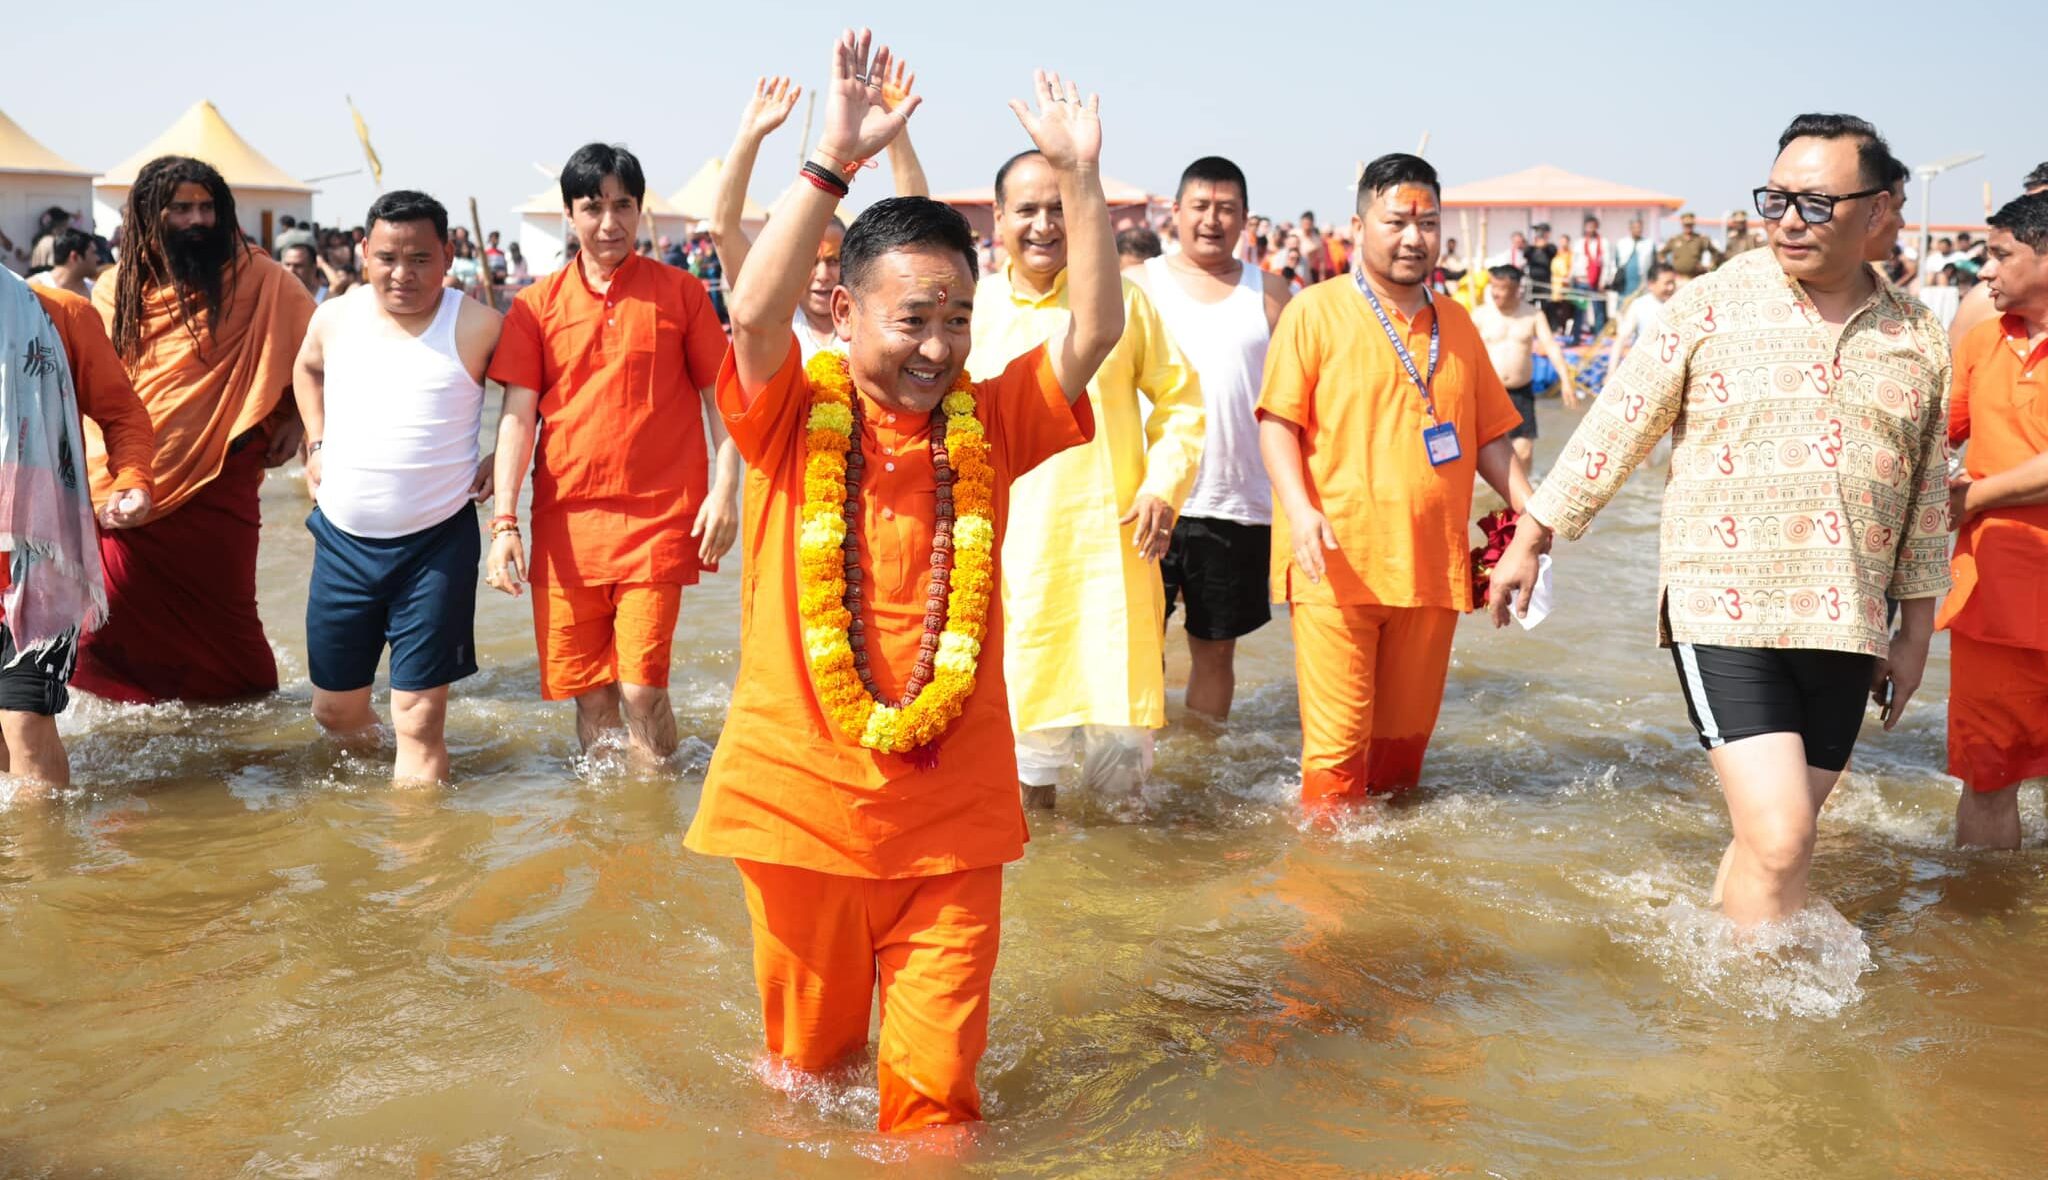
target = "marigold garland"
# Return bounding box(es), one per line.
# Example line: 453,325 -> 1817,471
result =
796,350 -> 995,756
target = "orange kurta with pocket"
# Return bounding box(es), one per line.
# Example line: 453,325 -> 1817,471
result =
1938,315 -> 2048,793
1257,277 -> 1521,801
686,336 -> 1091,877
486,253 -> 727,587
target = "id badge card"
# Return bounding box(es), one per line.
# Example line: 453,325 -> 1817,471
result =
1423,421 -> 1462,466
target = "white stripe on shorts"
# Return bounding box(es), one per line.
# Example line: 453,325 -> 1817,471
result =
1675,643 -> 1723,745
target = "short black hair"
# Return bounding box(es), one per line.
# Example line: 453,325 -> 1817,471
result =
1355,153 -> 1439,214
1177,156 -> 1248,206
841,196 -> 978,296
1775,113 -> 1893,189
1879,149 -> 1910,194
993,150 -> 1044,210
280,242 -> 317,264
50,227 -> 95,266
560,142 -> 645,207
1486,265 -> 1522,282
2024,162 -> 2048,193
1116,226 -> 1162,261
1646,262 -> 1677,282
1988,192 -> 2048,253
365,189 -> 450,242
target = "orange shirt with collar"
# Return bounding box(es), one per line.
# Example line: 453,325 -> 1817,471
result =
685,337 -> 1093,878
0,288 -> 157,615
1256,276 -> 1523,610
486,253 -> 728,586
1939,314 -> 2048,651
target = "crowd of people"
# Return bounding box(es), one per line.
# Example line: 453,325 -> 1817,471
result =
2,24 -> 2046,1139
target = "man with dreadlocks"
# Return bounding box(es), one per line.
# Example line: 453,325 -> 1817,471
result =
76,156 -> 315,704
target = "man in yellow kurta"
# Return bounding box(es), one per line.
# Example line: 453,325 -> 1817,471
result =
972,150 -> 1203,811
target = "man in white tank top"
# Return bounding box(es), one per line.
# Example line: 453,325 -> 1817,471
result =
1138,157 -> 1291,720
292,191 -> 503,783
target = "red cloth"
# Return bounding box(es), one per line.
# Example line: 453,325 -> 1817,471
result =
72,438 -> 276,703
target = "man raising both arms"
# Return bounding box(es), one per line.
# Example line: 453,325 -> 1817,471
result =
1141,156 -> 1288,720
1491,114 -> 1951,928
486,143 -> 740,759
685,30 -> 1121,1131
975,138 -> 1203,810
295,191 -> 501,783
1259,154 -> 1529,807
1472,264 -> 1579,488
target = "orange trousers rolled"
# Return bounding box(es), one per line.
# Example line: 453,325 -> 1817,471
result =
1290,603 -> 1458,804
735,859 -> 1002,1133
1948,632 -> 2048,794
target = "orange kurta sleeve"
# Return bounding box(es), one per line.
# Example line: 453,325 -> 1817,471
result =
1255,296 -> 1318,429
717,334 -> 807,467
984,344 -> 1093,479
1949,318 -> 1990,446
52,293 -> 154,497
486,292 -> 546,391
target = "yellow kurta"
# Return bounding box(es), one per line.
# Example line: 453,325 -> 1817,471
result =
971,266 -> 1204,732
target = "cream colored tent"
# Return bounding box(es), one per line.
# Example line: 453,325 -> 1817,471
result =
0,108 -> 95,275
513,186 -> 691,277
669,158 -> 768,228
94,101 -> 314,250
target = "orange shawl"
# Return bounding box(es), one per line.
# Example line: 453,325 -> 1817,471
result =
86,247 -> 314,517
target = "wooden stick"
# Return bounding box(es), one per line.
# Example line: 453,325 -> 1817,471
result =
468,196 -> 496,306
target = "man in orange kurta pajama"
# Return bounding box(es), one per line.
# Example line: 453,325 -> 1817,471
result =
1258,154 -> 1529,807
1942,194 -> 2048,849
685,35 -> 1124,1133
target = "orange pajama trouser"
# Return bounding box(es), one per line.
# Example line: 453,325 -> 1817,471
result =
1948,632 -> 2048,794
1290,603 -> 1459,804
735,859 -> 1003,1133
529,580 -> 681,701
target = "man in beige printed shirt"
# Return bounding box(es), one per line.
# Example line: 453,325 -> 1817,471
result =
1490,113 -> 1951,931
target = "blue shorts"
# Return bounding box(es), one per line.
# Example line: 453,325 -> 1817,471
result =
306,506 -> 480,693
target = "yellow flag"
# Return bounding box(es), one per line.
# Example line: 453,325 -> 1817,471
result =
348,96 -> 383,189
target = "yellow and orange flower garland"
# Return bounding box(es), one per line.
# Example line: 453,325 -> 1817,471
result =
797,350 -> 995,755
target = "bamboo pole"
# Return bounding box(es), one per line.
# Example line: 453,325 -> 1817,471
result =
468,197 -> 496,308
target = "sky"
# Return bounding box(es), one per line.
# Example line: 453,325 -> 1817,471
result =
12,0 -> 2039,237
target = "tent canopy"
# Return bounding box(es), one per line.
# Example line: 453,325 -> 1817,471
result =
668,158 -> 767,222
933,174 -> 1160,206
99,100 -> 312,192
0,109 -> 91,178
1439,165 -> 1682,211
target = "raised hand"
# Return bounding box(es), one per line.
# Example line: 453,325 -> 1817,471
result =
879,56 -> 916,113
1007,70 -> 1102,172
739,75 -> 802,142
816,28 -> 920,166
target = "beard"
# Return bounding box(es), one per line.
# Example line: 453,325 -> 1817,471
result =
164,222 -> 235,291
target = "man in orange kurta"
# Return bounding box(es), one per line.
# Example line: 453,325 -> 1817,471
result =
686,37 -> 1123,1133
76,157 -> 314,704
0,276 -> 156,787
1942,193 -> 2048,849
1258,154 -> 1528,807
486,142 -> 740,758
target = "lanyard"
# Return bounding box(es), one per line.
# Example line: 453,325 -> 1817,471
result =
1353,268 -> 1440,423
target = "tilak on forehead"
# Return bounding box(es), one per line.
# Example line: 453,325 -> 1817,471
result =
1392,184 -> 1436,215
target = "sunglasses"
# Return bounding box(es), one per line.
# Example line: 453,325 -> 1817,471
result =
1752,186 -> 1886,226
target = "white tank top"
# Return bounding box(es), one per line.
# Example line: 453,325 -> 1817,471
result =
317,288 -> 484,538
1142,256 -> 1272,525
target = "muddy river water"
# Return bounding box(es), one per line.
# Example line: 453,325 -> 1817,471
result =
1,400 -> 2043,1178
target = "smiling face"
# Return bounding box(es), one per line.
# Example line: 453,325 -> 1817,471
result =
363,216 -> 453,317
996,154 -> 1065,283
1174,178 -> 1247,268
567,174 -> 639,271
1353,182 -> 1440,289
836,244 -> 977,413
